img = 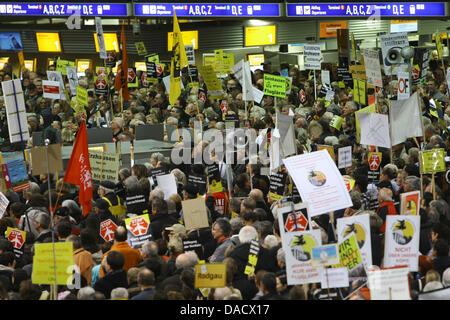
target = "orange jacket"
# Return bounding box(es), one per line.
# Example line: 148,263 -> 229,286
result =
73,248 -> 94,285
377,201 -> 398,233
99,241 -> 142,277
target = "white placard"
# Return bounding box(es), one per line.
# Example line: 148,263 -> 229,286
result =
384,215 -> 420,272
163,75 -> 184,95
252,87 -> 264,104
368,267 -> 411,300
357,113 -> 391,149
185,45 -> 195,65
321,70 -> 330,85
42,80 -> 61,100
156,173 -> 178,200
397,71 -> 410,100
380,32 -> 409,76
283,150 -> 353,217
337,214 -> 372,267
362,49 -> 383,87
389,92 -> 423,146
320,268 -> 350,289
46,70 -> 66,100
2,79 -> 30,144
304,44 -> 322,70
325,90 -> 334,102
338,146 -> 352,169
66,67 -> 78,95
96,17 -> 106,59
446,68 -> 450,98
0,191 -> 10,219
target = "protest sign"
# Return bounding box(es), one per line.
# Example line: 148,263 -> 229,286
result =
125,214 -> 152,249
32,242 -> 73,285
311,244 -> 339,268
368,266 -> 411,300
183,239 -> 205,260
362,49 -> 383,87
337,214 -> 372,267
2,79 -> 29,144
380,32 -> 409,75
400,191 -> 420,216
207,163 -> 223,193
182,197 -> 209,230
135,41 -> 147,55
419,148 -> 446,174
304,44 -> 322,70
185,45 -> 195,65
56,59 -> 75,75
252,87 -> 264,104
389,92 -> 423,146
88,150 -> 120,183
194,264 -> 227,288
321,70 -> 330,85
0,191 -> 9,219
197,65 -> 223,99
188,174 -> 207,195
5,227 -> 25,258
330,115 -> 343,130
95,17 -> 106,59
384,215 -> 420,272
357,113 -> 391,149
355,104 -> 376,143
2,158 -> 30,192
338,146 -> 352,169
320,268 -> 349,289
336,233 -> 368,299
46,71 -> 66,100
264,74 -> 286,98
317,145 -> 335,161
269,171 -> 287,201
283,150 -> 353,217
397,71 -> 410,100
30,144 -> 63,175
42,80 -> 61,100
281,229 -> 322,285
276,203 -> 309,236
100,219 -> 118,242
76,86 -> 88,107
156,174 -> 178,200
66,67 -> 78,94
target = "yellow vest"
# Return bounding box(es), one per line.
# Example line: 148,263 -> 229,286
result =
102,196 -> 126,218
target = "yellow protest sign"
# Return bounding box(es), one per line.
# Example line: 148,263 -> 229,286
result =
135,42 -> 147,55
420,148 -> 446,174
264,74 -> 286,98
32,242 -> 74,285
318,144 -> 335,161
353,79 -> 360,104
349,65 -> 366,80
209,179 -> 223,194
146,54 -> 160,64
358,80 -> 366,106
330,115 -> 343,130
336,233 -> 362,270
17,51 -> 25,71
197,65 -> 224,99
56,60 -> 75,75
435,31 -> 443,59
355,104 -> 376,142
194,264 -> 227,288
76,86 -> 88,107
89,150 -> 120,183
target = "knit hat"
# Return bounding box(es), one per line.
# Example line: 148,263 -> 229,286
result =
94,198 -> 110,211
100,181 -> 116,191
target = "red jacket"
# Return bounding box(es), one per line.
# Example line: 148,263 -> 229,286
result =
376,201 -> 398,233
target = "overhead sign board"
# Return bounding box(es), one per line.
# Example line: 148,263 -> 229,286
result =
286,3 -> 447,17
135,3 -> 280,17
0,3 -> 128,16
168,30 -> 198,51
36,32 -> 61,52
245,25 -> 276,47
94,33 -> 119,52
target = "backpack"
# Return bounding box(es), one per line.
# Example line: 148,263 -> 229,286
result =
102,196 -> 126,218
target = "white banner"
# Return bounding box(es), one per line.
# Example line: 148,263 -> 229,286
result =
304,44 -> 322,70
42,80 -> 61,100
380,32 -> 409,75
2,79 -> 30,144
96,17 -> 106,59
384,215 -> 420,272
66,67 -> 78,95
362,49 -> 383,87
389,92 -> 423,146
185,45 -> 195,65
368,267 -> 411,300
358,113 -> 391,149
46,70 -> 66,100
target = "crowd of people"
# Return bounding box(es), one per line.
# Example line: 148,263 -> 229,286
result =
0,39 -> 449,301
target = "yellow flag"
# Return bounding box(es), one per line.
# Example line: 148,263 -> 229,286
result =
169,58 -> 181,105
172,11 -> 188,69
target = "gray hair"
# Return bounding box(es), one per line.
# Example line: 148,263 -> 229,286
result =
171,168 -> 187,185
405,176 -> 421,191
77,286 -> 95,300
24,182 -> 40,196
124,175 -> 139,187
214,287 -> 233,300
324,136 -> 339,146
175,251 -> 199,269
150,187 -> 165,200
35,212 -> 51,229
378,188 -> 393,202
150,152 -> 165,163
141,241 -> 159,257
61,200 -> 82,217
277,247 -> 285,264
423,281 -> 444,292
238,226 -> 258,244
110,287 -> 129,300
264,235 -> 278,249
230,218 -> 243,235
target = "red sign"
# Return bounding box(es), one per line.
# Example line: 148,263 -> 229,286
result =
220,100 -> 228,114
369,152 -> 382,171
100,219 -> 118,242
141,73 -> 148,87
155,63 -> 163,77
97,68 -> 108,78
95,77 -> 107,90
128,216 -> 149,236
127,68 -> 136,83
284,211 -> 308,232
8,229 -> 25,249
44,84 -> 60,95
299,89 -> 307,103
199,91 -> 206,104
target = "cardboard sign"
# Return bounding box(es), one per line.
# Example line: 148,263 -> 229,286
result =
283,150 -> 353,218
317,145 -> 335,161
419,148 -> 446,174
337,214 -> 372,267
264,73 -> 286,98
125,214 -> 152,249
30,144 -> 63,175
32,242 -> 74,285
194,264 -> 226,288
384,215 -> 420,272
400,191 -> 420,216
89,150 -> 120,183
311,244 -> 340,267
368,266 -> 411,300
182,197 -> 209,230
2,80 -> 30,144
135,42 -> 147,55
338,146 -> 352,169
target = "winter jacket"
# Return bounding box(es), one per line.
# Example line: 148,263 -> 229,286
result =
19,206 -> 49,238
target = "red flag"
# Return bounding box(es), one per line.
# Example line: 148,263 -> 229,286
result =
114,25 -> 130,102
63,120 -> 93,216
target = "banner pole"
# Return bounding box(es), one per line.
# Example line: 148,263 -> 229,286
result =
11,80 -> 26,162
